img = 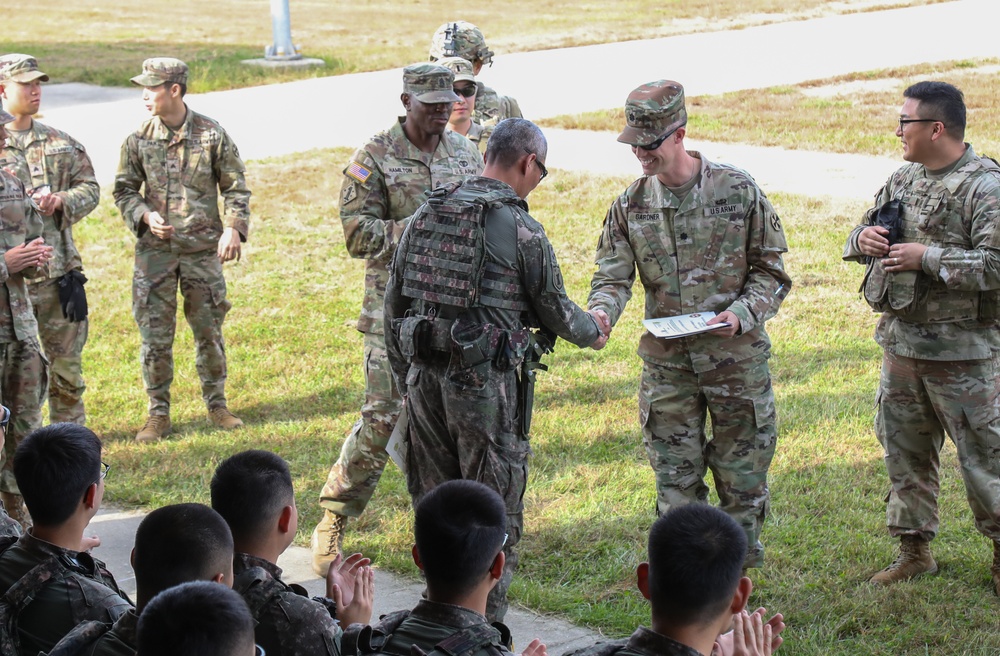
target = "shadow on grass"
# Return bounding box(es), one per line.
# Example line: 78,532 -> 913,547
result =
3,41 -> 346,92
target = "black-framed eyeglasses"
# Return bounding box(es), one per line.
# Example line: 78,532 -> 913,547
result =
0,406 -> 9,432
898,118 -> 944,130
97,462 -> 111,482
535,158 -> 548,181
453,85 -> 476,98
638,125 -> 682,151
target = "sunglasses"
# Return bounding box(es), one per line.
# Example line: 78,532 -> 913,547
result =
453,85 -> 476,98
637,124 -> 683,151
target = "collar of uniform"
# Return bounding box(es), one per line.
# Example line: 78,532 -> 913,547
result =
408,598 -> 495,630
930,143 -> 979,195
150,105 -> 194,142
19,528 -> 99,574
646,150 -> 708,210
461,175 -> 528,211
625,626 -> 703,656
234,551 -> 283,581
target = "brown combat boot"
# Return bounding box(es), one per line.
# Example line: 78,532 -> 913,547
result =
991,541 -> 1000,596
0,492 -> 31,532
209,406 -> 244,430
311,510 -> 347,577
869,535 -> 938,585
135,415 -> 171,443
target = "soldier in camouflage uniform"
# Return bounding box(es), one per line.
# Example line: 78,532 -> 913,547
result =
114,58 -> 250,443
0,108 -> 53,531
313,63 -> 482,575
428,21 -> 522,129
342,481 -> 544,656
0,55 -> 98,429
213,450 -> 374,656
0,423 -> 132,656
843,81 -> 1000,593
563,506 -> 783,656
135,582 -> 256,656
438,57 -> 490,153
588,81 -> 791,569
384,118 -> 609,621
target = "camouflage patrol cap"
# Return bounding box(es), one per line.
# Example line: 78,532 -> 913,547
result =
130,57 -> 189,87
0,108 -> 13,125
436,57 -> 475,83
403,63 -> 460,103
429,21 -> 494,67
617,80 -> 687,147
0,54 -> 50,83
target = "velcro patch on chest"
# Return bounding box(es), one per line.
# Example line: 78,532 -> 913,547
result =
629,211 -> 663,223
705,203 -> 744,216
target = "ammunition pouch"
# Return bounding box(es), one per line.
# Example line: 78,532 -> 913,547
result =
874,199 -> 902,246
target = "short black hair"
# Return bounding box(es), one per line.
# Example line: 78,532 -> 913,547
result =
211,450 -> 294,543
647,505 -> 747,625
13,423 -> 102,526
133,503 -> 234,608
137,581 -> 255,656
414,480 -> 506,598
484,117 -> 547,169
904,80 -> 966,141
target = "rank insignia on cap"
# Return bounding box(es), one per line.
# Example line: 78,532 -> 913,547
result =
346,161 -> 372,184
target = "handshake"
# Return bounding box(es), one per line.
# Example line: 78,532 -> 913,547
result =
587,309 -> 612,350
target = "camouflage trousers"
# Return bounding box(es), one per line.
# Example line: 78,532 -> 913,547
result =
639,353 -> 777,568
0,339 -> 47,494
29,275 -> 87,424
132,247 -> 231,415
319,331 -> 402,517
404,359 -> 527,623
875,350 -> 1000,542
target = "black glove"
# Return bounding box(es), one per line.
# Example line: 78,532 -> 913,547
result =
58,270 -> 88,323
875,199 -> 902,247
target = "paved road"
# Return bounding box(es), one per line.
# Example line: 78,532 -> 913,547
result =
50,0 -> 998,648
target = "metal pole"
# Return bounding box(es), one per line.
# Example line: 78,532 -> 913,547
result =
266,0 -> 301,60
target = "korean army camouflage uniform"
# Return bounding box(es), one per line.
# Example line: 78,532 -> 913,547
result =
0,143 -> 48,497
320,79 -> 483,518
43,609 -> 137,656
0,54 -> 99,425
588,82 -> 791,568
232,553 -> 342,656
562,627 -> 702,656
348,600 -> 515,656
0,531 -> 132,656
843,144 -> 1000,544
113,60 -> 250,418
385,177 -> 600,621
428,21 -> 522,130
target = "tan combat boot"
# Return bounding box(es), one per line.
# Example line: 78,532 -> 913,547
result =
135,415 -> 171,443
0,492 -> 31,531
311,510 -> 347,577
869,535 -> 938,585
991,541 -> 1000,596
209,406 -> 244,430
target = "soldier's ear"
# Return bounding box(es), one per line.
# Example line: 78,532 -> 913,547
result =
401,93 -> 412,112
411,544 -> 423,570
636,562 -> 651,600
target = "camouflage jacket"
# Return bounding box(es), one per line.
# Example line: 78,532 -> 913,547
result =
844,144 -> 1000,361
562,627 -> 701,656
341,118 -> 482,334
0,170 -> 45,343
454,122 -> 490,155
87,608 -> 137,656
385,177 -> 600,387
0,120 -> 99,279
365,600 -> 513,656
0,531 -> 132,656
588,151 -> 791,373
473,83 -> 522,129
113,106 -> 251,254
232,552 -> 341,656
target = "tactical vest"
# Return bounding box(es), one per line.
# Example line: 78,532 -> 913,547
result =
401,184 -> 530,314
863,155 -> 1000,322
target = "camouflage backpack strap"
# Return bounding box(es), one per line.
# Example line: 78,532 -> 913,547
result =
40,620 -> 110,656
342,609 -> 411,656
232,566 -> 287,621
425,622 -> 507,656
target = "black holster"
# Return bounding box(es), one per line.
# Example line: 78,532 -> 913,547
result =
58,270 -> 88,322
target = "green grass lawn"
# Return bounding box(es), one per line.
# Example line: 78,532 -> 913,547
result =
4,0 -> 939,92
539,58 -> 1000,158
75,147 -> 1000,655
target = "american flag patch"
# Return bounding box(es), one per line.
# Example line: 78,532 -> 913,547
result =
346,161 -> 372,184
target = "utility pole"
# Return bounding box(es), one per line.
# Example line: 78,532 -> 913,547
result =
266,0 -> 301,60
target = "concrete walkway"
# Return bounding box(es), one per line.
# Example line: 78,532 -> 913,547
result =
47,0 -> 998,649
